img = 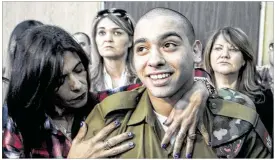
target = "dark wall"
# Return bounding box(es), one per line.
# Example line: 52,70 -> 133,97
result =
104,1 -> 261,59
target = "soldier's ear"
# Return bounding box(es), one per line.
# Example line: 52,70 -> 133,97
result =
192,40 -> 202,63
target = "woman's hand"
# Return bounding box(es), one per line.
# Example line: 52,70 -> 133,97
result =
67,120 -> 135,158
161,81 -> 210,158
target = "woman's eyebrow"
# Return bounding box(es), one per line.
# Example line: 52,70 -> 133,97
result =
97,27 -> 105,30
113,28 -> 123,30
97,27 -> 122,30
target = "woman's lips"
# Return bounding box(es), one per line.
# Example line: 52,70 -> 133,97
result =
71,93 -> 86,101
104,46 -> 113,49
218,61 -> 230,65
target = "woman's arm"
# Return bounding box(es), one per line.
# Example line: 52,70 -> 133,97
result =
68,105 -> 135,158
161,68 -> 214,158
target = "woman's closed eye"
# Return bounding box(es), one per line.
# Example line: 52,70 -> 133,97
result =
73,62 -> 85,74
74,66 -> 84,73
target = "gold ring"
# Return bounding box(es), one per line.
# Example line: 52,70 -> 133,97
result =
104,140 -> 112,150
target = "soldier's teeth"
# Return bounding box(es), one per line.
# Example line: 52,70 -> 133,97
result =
150,73 -> 170,80
157,75 -> 162,79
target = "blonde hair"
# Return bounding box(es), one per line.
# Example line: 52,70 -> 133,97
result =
204,26 -> 264,103
89,9 -> 138,92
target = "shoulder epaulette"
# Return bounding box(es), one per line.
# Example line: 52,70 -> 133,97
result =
209,98 -> 272,153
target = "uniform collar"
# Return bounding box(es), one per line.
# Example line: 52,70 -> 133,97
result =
99,86 -> 157,126
98,87 -> 178,154
127,89 -> 173,154
100,86 -> 145,119
127,89 -> 156,126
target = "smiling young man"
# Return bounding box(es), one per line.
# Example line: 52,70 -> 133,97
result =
81,8 -> 272,158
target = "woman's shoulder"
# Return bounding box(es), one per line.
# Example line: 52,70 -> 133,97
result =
3,115 -> 25,158
3,115 -> 20,134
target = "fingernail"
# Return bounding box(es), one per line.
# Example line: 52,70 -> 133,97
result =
128,142 -> 135,148
114,120 -> 120,127
161,144 -> 167,149
174,153 -> 180,159
128,132 -> 134,137
186,153 -> 192,158
80,121 -> 84,127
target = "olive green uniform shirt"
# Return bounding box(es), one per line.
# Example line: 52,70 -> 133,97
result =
84,87 -> 271,158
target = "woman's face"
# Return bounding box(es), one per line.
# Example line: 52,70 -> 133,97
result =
55,51 -> 88,109
210,34 -> 245,75
95,17 -> 132,60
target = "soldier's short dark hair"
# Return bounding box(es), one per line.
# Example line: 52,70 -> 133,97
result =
139,7 -> 195,45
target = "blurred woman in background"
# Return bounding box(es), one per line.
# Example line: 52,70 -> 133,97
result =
89,8 -> 139,92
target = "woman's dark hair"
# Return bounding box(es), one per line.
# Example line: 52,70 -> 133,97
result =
8,20 -> 43,63
7,25 -> 93,156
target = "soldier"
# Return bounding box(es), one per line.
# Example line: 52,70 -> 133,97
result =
68,8 -> 272,158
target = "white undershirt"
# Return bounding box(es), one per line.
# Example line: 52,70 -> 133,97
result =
103,67 -> 128,90
153,111 -> 176,145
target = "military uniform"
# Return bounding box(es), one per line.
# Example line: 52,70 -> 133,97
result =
84,86 -> 272,158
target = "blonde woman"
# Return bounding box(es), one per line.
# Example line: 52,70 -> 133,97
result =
89,9 -> 138,92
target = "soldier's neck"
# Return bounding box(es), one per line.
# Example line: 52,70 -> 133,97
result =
148,77 -> 194,117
